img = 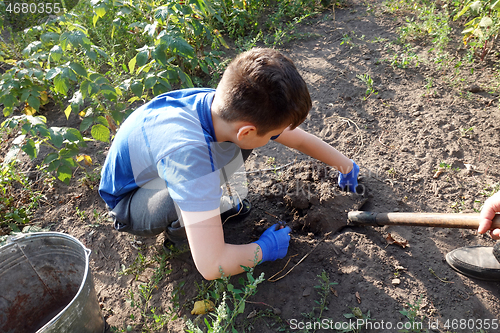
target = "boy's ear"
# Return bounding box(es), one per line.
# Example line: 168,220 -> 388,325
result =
236,124 -> 257,141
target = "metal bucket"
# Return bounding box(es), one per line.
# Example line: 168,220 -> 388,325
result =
0,232 -> 105,333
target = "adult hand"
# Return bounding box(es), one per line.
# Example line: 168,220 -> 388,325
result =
478,191 -> 500,239
254,223 -> 291,263
338,160 -> 360,193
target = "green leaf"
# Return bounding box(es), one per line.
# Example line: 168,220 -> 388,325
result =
60,157 -> 77,168
57,165 -> 72,184
136,50 -> 149,67
41,32 -> 60,44
54,75 -> 70,95
42,152 -> 59,165
86,49 -> 97,62
144,75 -> 157,91
153,43 -> 168,66
60,30 -> 91,51
22,139 -> 37,158
199,60 -> 209,74
91,45 -> 109,59
59,146 -> 79,158
70,62 -> 88,77
131,80 -> 143,97
236,301 -> 245,314
492,0 -> 500,10
2,94 -> 17,109
46,67 -> 62,80
95,116 -> 108,127
91,124 -> 110,142
49,45 -> 63,62
80,80 -> 90,99
153,81 -> 170,95
3,106 -> 14,117
80,117 -> 94,132
49,127 -> 64,148
22,41 -> 42,56
64,128 -> 84,143
155,6 -> 172,22
27,96 -> 40,112
177,68 -> 194,88
47,159 -> 61,172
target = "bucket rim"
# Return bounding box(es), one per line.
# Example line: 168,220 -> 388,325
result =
6,232 -> 92,332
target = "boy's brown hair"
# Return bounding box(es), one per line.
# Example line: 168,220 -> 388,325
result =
216,48 -> 311,135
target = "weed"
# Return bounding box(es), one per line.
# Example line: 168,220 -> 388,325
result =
340,33 -> 354,47
356,73 -> 378,99
79,165 -> 101,189
125,253 -> 179,332
338,307 -> 372,333
396,2 -> 451,52
388,167 -> 397,178
186,251 -> 265,332
424,77 -> 433,95
399,295 -> 426,332
266,157 -> 283,182
301,270 -> 338,333
0,160 -> 43,232
480,183 -> 500,198
389,44 -> 419,69
75,206 -> 87,222
439,162 -> 451,169
460,127 -> 474,138
119,252 -> 152,280
85,208 -> 103,227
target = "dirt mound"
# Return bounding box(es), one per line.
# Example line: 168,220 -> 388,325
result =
250,160 -> 368,234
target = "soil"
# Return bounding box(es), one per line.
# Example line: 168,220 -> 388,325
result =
2,0 -> 500,332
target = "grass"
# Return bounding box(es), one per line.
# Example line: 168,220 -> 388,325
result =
399,295 -> 426,333
0,160 -> 44,234
301,270 -> 338,333
113,251 -> 182,333
356,73 -> 378,99
186,251 -> 265,333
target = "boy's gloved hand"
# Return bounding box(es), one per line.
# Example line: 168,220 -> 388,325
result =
254,223 -> 291,263
338,160 -> 359,193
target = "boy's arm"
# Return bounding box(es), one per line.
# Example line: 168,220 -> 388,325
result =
182,208 -> 262,280
275,127 -> 353,173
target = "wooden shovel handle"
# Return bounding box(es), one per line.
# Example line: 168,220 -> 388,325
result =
347,211 -> 500,230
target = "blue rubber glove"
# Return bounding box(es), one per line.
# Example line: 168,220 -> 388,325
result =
338,160 -> 359,193
254,224 -> 291,263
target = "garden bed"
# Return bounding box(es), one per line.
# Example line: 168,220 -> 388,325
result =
2,0 -> 500,332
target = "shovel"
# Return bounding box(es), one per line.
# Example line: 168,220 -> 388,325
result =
347,211 -> 500,230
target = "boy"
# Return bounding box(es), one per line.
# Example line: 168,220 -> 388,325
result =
99,48 -> 359,280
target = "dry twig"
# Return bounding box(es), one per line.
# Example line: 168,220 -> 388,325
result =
268,232 -> 332,282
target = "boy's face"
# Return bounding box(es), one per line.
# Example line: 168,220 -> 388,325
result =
236,125 -> 288,150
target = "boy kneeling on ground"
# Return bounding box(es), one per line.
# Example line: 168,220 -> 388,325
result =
98,48 -> 359,280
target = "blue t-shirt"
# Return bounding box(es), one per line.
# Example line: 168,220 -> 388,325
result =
99,88 -> 240,212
